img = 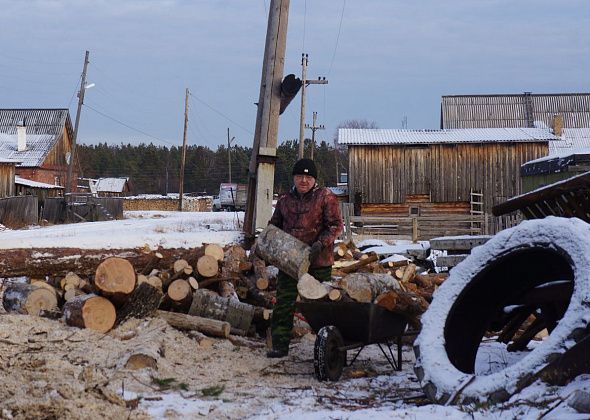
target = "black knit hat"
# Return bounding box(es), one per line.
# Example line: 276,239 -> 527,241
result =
292,158 -> 317,178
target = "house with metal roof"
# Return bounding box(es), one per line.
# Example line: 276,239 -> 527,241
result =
93,177 -> 131,197
0,109 -> 76,192
441,92 -> 590,129
338,127 -> 560,235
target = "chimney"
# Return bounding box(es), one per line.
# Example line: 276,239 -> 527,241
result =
552,114 -> 564,137
16,121 -> 26,152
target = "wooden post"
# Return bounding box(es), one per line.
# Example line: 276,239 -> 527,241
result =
243,0 -> 290,235
412,217 -> 418,242
178,88 -> 189,211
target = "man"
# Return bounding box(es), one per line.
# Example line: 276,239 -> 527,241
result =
267,158 -> 343,358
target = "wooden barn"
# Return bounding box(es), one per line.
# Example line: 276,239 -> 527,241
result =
338,127 -> 559,235
441,92 -> 590,129
0,109 -> 77,192
93,177 -> 131,197
0,158 -> 17,198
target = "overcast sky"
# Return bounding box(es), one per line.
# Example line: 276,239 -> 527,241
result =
1,0 -> 589,149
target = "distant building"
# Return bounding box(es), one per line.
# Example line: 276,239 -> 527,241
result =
338,127 -> 559,234
441,92 -> 590,129
0,158 -> 17,198
93,177 -> 131,197
0,109 -> 76,191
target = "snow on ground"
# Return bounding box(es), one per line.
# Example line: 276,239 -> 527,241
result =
0,212 -> 589,419
0,211 -> 244,250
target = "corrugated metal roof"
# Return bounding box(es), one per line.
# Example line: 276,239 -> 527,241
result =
441,93 -> 590,129
15,176 -> 63,189
0,133 -> 58,166
338,128 -> 559,145
549,128 -> 590,155
0,109 -> 73,167
96,177 -> 129,193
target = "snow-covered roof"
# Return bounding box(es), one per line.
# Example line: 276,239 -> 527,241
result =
0,133 -> 57,167
0,109 -> 73,167
0,157 -> 18,164
15,176 -> 63,189
95,177 -> 129,193
549,128 -> 590,155
338,128 -> 559,145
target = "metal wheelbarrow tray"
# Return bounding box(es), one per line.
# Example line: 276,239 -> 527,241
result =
297,301 -> 409,381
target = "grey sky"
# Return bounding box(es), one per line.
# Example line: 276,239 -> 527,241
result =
1,0 -> 589,148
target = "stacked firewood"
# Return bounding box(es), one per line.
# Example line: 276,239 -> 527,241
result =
297,239 -> 448,329
1,243 -> 276,340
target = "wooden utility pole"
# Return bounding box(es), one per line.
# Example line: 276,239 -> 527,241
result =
227,128 -> 235,184
243,0 -> 290,236
178,88 -> 189,211
297,53 -> 328,159
66,50 -> 89,194
305,111 -> 324,160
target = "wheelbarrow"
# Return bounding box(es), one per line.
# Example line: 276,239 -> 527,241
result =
297,301 -> 409,381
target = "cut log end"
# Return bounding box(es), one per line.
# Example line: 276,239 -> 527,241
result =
95,257 -> 136,295
297,273 -> 329,300
197,255 -> 219,278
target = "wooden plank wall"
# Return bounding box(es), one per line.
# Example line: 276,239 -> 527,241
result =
0,164 -> 15,198
0,195 -> 38,228
349,142 -> 548,232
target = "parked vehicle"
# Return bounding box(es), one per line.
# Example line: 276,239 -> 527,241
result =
217,183 -> 247,211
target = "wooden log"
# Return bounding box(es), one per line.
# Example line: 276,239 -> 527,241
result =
297,273 -> 329,300
64,287 -> 86,302
157,310 -> 230,338
117,319 -> 166,370
60,272 -> 82,290
204,243 -> 225,262
189,289 -> 255,331
335,273 -> 400,303
401,263 -> 417,283
339,254 -> 379,274
30,279 -> 62,301
94,257 -> 136,300
255,224 -> 310,279
63,294 -> 116,333
3,282 -> 58,315
196,255 -> 219,278
218,280 -> 239,301
116,283 -> 164,325
141,251 -> 163,275
186,330 -> 214,347
251,256 -> 269,290
139,275 -> 163,291
0,247 -> 207,278
413,272 -> 448,287
173,259 -> 190,274
374,290 -> 427,329
188,277 -> 199,290
237,273 -> 275,309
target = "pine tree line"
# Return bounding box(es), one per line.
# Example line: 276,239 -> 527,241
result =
78,139 -> 348,195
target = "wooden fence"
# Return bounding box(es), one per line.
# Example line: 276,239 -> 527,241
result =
0,196 -> 38,228
44,196 -> 123,224
341,213 -> 488,241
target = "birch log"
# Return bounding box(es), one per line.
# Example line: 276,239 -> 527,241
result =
255,224 -> 310,279
3,282 -> 58,315
335,273 -> 401,303
63,294 -> 116,333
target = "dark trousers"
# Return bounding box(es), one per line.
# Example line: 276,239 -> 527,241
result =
270,266 -> 332,352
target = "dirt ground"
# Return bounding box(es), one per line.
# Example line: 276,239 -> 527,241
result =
0,308 -> 423,420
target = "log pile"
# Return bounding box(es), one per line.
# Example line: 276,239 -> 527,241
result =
298,239 -> 448,329
1,243 -> 276,340
1,237 -> 447,343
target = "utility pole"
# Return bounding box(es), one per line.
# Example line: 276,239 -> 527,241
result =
178,88 -> 189,211
243,0 -> 290,236
305,111 -> 324,160
227,128 -> 235,184
298,53 -> 328,159
66,50 -> 89,194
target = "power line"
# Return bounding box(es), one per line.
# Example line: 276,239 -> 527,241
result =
188,92 -> 253,135
327,0 -> 346,77
83,103 -> 177,146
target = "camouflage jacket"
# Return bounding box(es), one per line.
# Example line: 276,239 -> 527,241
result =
269,185 -> 343,268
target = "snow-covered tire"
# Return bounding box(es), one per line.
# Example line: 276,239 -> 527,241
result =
414,217 -> 590,404
314,326 -> 346,381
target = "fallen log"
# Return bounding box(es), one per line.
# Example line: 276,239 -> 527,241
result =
63,294 -> 116,333
339,254 -> 379,274
3,282 -> 58,315
157,310 -> 230,338
189,289 -> 255,332
0,247 -> 206,278
297,273 -> 329,300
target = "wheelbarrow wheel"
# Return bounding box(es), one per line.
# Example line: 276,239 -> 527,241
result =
314,325 -> 346,381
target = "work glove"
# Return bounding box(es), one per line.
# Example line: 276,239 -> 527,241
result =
309,241 -> 323,263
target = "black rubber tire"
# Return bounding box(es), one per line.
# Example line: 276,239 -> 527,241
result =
314,325 -> 346,381
414,217 -> 590,404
